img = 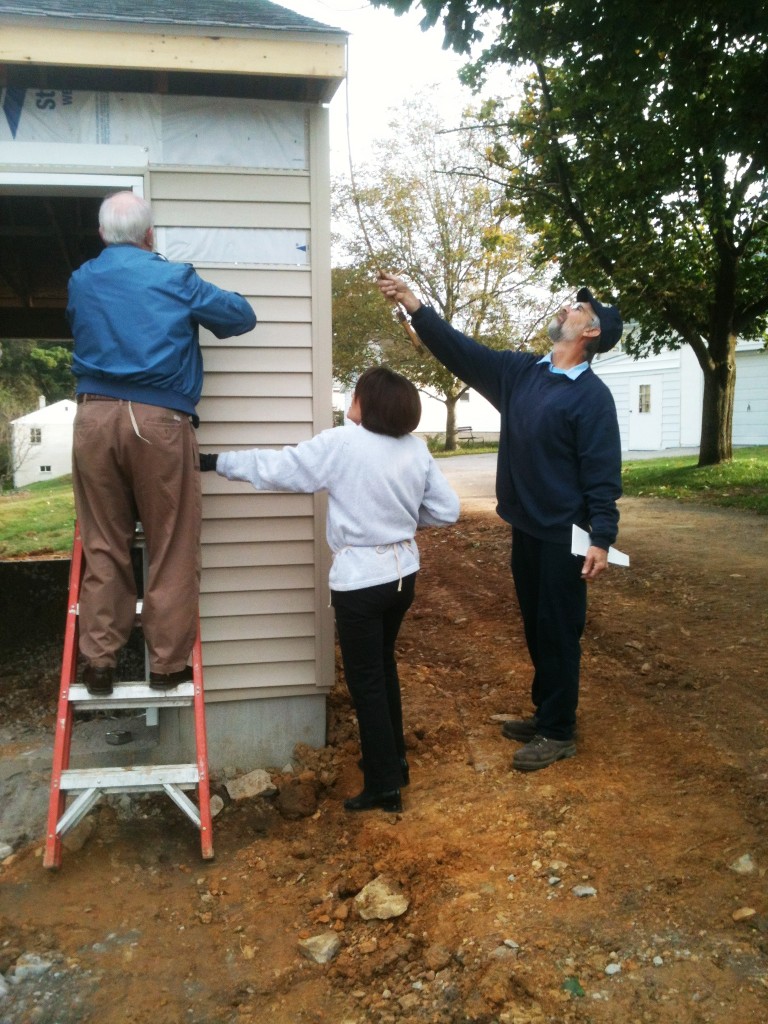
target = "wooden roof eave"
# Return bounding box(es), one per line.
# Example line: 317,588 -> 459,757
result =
0,20 -> 347,100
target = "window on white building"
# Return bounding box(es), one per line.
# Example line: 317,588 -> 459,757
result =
638,384 -> 651,414
40,465 -> 51,474
30,427 -> 42,444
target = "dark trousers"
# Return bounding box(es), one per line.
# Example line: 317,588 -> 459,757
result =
332,574 -> 416,794
510,527 -> 586,741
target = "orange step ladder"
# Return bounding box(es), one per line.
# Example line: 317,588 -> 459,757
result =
44,521 -> 214,869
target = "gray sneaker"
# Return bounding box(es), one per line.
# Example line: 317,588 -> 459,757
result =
501,716 -> 539,742
512,735 -> 576,772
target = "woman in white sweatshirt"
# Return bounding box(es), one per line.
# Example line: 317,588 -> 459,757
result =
208,366 -> 460,812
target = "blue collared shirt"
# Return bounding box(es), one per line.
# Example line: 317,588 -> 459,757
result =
537,352 -> 590,380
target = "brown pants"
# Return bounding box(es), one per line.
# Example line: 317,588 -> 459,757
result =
72,397 -> 202,674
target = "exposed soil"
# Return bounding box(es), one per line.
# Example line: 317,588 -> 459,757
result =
1,496 -> 767,1024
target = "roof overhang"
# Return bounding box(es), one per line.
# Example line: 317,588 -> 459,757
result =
0,14 -> 347,103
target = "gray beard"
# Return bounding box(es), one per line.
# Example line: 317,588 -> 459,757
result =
547,319 -> 562,343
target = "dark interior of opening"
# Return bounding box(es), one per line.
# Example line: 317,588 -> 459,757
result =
0,193 -> 103,340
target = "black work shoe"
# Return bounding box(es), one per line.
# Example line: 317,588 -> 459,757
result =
149,665 -> 193,690
344,789 -> 402,813
83,664 -> 114,696
512,735 -> 576,772
501,716 -> 539,742
357,757 -> 410,787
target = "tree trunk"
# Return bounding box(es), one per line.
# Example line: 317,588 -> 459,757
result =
697,334 -> 736,466
444,397 -> 458,451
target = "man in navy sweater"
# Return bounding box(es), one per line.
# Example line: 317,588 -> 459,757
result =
377,273 -> 622,771
68,191 -> 256,696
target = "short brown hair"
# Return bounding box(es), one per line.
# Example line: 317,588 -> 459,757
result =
354,366 -> 421,438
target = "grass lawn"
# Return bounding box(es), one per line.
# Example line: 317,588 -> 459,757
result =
0,475 -> 75,557
621,446 -> 768,515
0,447 -> 765,559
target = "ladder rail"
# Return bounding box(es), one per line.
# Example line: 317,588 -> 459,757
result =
44,521 -> 84,869
191,627 -> 214,859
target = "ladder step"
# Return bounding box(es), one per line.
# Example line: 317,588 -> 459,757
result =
68,681 -> 195,709
60,763 -> 200,792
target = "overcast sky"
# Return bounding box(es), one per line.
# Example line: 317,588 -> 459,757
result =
277,0 -> 476,174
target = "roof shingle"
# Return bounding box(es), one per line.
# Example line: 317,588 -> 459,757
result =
0,0 -> 345,34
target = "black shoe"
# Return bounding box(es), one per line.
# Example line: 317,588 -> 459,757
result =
83,664 -> 114,696
512,735 -> 577,772
501,715 -> 539,742
149,665 -> 193,690
344,789 -> 402,813
356,757 -> 410,787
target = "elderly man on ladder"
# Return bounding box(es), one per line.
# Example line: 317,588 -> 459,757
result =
67,190 -> 256,696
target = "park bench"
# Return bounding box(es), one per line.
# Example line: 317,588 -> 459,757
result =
456,425 -> 484,445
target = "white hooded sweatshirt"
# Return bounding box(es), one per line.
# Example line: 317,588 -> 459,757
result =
216,423 -> 460,591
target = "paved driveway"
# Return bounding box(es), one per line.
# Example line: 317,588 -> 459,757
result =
437,448 -> 701,512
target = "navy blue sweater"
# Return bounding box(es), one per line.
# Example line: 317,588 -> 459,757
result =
412,305 -> 621,549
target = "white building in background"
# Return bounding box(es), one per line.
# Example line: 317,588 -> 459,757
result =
332,383 -> 501,440
11,398 -> 75,488
591,338 -> 768,451
413,388 -> 501,441
334,338 -> 767,450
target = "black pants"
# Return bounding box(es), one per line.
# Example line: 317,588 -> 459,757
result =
510,527 -> 586,741
332,574 -> 416,794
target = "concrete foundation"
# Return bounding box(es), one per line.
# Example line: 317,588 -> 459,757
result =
158,694 -> 328,775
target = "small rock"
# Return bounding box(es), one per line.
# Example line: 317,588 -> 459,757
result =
732,906 -> 757,922
225,769 -> 277,801
571,885 -> 597,898
298,932 -> 341,964
489,945 -> 516,960
12,953 -> 54,981
729,853 -> 757,875
354,875 -> 409,920
62,816 -> 95,853
424,944 -> 452,971
0,975 -> 9,999
276,778 -> 318,819
653,955 -> 664,967
398,992 -> 420,1012
605,963 -> 621,976
209,794 -> 225,817
0,843 -> 13,861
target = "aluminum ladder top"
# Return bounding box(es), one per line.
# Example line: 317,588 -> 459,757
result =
44,521 -> 213,869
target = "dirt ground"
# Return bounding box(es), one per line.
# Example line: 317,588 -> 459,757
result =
1,496 -> 767,1024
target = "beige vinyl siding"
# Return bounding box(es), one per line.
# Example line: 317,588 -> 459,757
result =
151,172 -> 311,204
155,199 -> 310,230
150,110 -> 334,701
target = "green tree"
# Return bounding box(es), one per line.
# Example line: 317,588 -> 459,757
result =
374,1 -> 768,465
333,99 -> 556,449
0,340 -> 74,490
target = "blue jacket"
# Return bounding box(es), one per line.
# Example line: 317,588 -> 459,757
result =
68,244 -> 256,417
411,304 -> 622,549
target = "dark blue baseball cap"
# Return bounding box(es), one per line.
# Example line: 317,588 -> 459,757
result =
577,287 -> 623,352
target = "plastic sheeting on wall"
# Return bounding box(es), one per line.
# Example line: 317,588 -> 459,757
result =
0,88 -> 308,170
156,226 -> 310,266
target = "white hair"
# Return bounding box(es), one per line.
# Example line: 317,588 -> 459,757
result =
99,191 -> 153,246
